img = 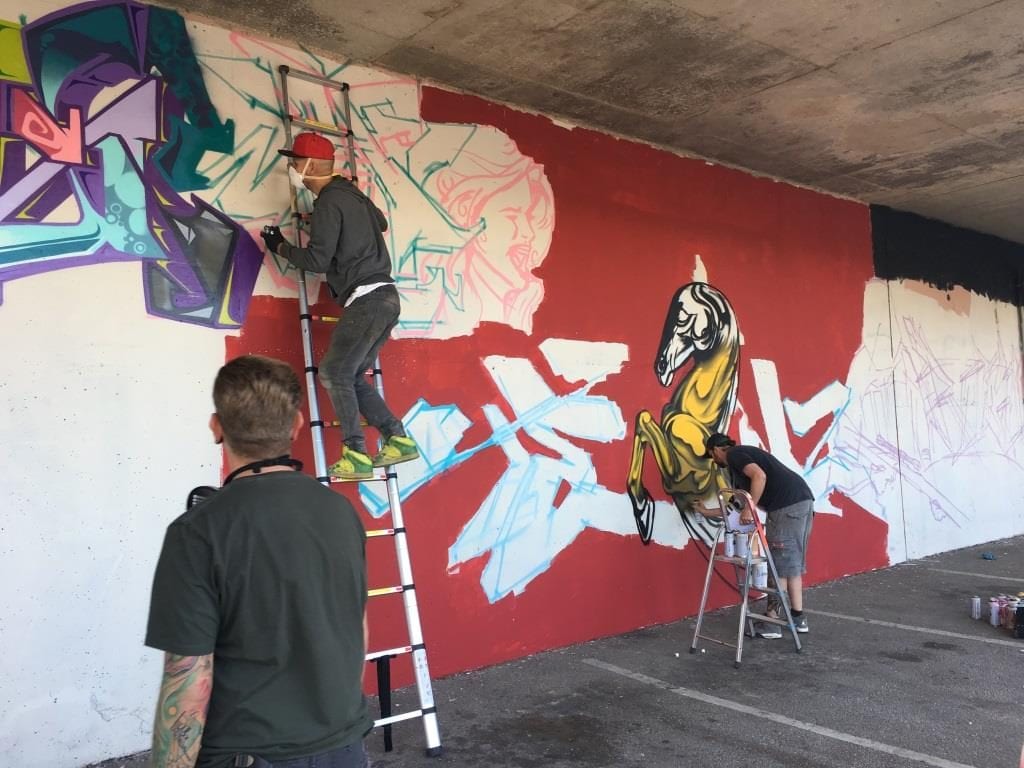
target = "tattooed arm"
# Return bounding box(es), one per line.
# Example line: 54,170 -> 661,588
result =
150,653 -> 214,768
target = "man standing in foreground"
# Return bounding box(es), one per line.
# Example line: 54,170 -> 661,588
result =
261,131 -> 418,480
146,355 -> 372,767
703,432 -> 814,638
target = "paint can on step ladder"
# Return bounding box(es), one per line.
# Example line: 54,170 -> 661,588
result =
735,532 -> 749,559
752,560 -> 768,590
748,536 -> 768,590
724,532 -> 736,558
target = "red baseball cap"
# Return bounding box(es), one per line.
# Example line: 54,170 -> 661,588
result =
278,132 -> 334,160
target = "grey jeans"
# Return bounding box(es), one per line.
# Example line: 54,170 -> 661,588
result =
318,284 -> 404,453
248,741 -> 370,768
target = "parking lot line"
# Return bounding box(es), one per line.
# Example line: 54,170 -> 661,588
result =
805,609 -> 1022,648
924,567 -> 1024,584
584,658 -> 979,768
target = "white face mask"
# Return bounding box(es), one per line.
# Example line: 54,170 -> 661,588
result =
288,159 -> 310,191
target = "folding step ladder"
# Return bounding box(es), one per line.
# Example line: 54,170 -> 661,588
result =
276,64 -> 442,756
690,488 -> 801,667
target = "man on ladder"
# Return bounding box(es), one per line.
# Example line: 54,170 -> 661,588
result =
261,131 -> 418,480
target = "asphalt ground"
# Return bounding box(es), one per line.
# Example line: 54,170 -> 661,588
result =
91,535 -> 1024,768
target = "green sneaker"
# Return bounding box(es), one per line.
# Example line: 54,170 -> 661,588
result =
373,436 -> 420,467
328,446 -> 373,480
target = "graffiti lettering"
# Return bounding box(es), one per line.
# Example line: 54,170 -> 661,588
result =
9,91 -> 83,164
360,339 -> 635,602
0,2 -> 260,327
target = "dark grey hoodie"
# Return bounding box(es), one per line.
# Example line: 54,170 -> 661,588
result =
279,177 -> 394,303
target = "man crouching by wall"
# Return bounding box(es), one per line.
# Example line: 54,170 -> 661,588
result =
145,355 -> 372,768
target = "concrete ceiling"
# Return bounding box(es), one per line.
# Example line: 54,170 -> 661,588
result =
171,0 -> 1024,244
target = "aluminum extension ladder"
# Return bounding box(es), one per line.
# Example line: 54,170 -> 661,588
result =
690,488 -> 801,667
276,64 -> 442,757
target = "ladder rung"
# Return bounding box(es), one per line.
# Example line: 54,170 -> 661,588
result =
310,420 -> 371,429
280,65 -> 350,92
287,115 -> 352,138
368,584 -> 412,598
715,555 -> 767,566
746,613 -> 791,627
329,472 -> 391,484
366,645 -> 413,662
694,634 -> 737,649
374,710 -> 428,728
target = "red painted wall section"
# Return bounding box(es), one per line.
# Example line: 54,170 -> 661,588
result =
229,85 -> 884,685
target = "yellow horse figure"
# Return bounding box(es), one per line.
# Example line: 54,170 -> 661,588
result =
626,282 -> 740,544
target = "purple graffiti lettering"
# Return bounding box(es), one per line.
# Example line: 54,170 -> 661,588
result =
0,1 -> 261,328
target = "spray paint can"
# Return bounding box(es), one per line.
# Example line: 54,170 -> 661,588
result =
735,533 -> 749,559
989,597 -> 1000,627
970,596 -> 981,620
753,560 -> 768,590
753,536 -> 768,589
1007,599 -> 1019,632
1016,605 -> 1024,638
724,532 -> 736,558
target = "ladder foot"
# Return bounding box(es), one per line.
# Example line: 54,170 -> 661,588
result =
733,661 -> 741,669
689,647 -> 697,654
425,747 -> 444,758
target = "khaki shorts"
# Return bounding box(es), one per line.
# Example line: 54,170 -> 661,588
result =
766,500 -> 813,578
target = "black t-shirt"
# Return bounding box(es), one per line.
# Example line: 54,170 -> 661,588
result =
145,471 -> 371,767
725,445 -> 813,512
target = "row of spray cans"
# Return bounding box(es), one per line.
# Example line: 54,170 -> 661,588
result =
969,594 -> 1024,638
722,532 -> 768,590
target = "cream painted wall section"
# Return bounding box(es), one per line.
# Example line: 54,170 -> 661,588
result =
832,280 -> 1024,562
0,263 -> 227,767
886,281 -> 1024,559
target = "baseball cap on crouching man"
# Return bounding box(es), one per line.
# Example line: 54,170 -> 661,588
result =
278,132 -> 335,160
701,432 -> 735,459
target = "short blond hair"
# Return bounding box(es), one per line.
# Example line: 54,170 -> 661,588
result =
213,355 -> 302,458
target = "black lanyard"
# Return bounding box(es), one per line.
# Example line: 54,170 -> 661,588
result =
223,455 -> 303,485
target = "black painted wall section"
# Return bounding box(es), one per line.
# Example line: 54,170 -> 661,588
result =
871,206 -> 1024,307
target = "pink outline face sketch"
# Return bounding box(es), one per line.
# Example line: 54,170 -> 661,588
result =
430,127 -> 554,336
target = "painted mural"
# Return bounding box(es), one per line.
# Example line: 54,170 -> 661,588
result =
0,1 -> 262,326
626,281 -> 739,545
2,2 -> 1023,767
0,1 -> 554,335
193,39 -> 554,340
0,3 -> 559,765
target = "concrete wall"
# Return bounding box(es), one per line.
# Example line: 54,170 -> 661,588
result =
0,2 -> 1021,766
